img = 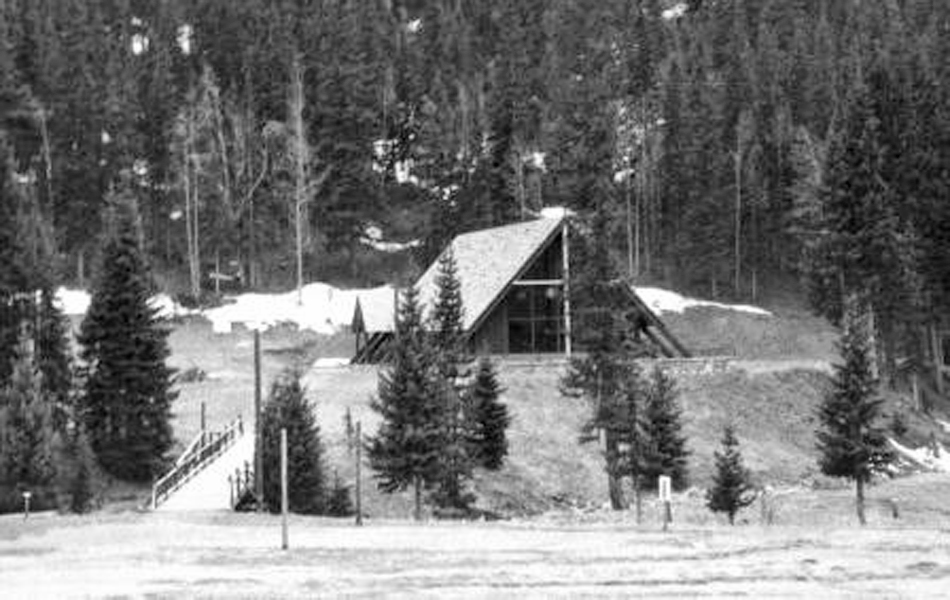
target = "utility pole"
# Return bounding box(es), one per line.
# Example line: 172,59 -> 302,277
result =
280,428 -> 288,550
254,328 -> 263,511
355,421 -> 363,526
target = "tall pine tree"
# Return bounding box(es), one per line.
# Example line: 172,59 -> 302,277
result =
429,248 -> 475,512
816,301 -> 893,526
368,285 -> 444,521
78,186 -> 177,482
0,337 -> 56,513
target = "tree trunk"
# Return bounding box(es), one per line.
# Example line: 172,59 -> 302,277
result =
856,477 -> 866,526
633,471 -> 642,525
625,166 -> 634,279
290,53 -> 308,306
734,142 -> 742,297
605,430 -> 627,510
413,475 -> 422,522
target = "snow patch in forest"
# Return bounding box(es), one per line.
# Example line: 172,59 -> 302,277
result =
634,286 -> 773,316
56,287 -> 91,316
663,3 -> 688,20
360,225 -> 421,253
540,206 -> 573,220
936,419 -> 950,434
890,438 -> 950,473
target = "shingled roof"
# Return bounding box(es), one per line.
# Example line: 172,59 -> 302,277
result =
416,215 -> 565,331
354,215 -> 564,334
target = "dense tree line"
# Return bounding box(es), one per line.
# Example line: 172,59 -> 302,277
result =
2,1 -> 949,452
1,2 -> 947,298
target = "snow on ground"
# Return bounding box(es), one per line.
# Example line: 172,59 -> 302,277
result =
890,438 -> 950,472
635,286 -> 773,317
312,357 -> 352,369
56,283 -> 394,335
540,205 -> 573,220
202,283 -> 393,334
936,419 -> 950,434
3,511 -> 950,598
56,287 -> 92,316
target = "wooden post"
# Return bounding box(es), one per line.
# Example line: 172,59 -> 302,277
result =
355,421 -> 363,526
200,402 -> 206,438
562,220 -> 572,358
280,428 -> 288,550
659,475 -> 672,532
254,329 -> 263,511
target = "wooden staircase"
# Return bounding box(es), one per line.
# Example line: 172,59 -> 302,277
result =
151,416 -> 245,510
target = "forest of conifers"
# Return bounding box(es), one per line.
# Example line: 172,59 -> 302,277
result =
1,1 -> 949,356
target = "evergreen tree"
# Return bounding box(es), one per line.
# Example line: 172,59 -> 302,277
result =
0,337 -> 56,513
641,367 -> 690,491
326,470 -> 354,518
469,357 -> 509,471
561,210 -> 652,510
706,425 -> 756,525
816,303 -> 893,526
58,424 -> 99,514
0,136 -> 30,383
260,368 -> 327,515
77,188 -> 176,482
368,285 -> 444,521
430,248 -> 467,377
34,287 -> 73,430
429,248 -> 476,511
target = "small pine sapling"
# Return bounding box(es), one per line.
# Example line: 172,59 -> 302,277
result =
260,368 -> 327,515
706,425 -> 756,525
641,367 -> 690,491
470,358 -> 509,470
327,470 -> 355,517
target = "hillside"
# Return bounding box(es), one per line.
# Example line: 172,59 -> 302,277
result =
158,285 -> 950,519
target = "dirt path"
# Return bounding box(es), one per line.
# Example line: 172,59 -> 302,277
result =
2,511 -> 948,598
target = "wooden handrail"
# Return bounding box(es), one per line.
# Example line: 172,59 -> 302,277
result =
152,415 -> 245,510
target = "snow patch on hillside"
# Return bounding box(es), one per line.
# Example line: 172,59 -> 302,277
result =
56,283 -> 393,335
890,438 -> 950,473
202,283 -> 392,334
634,287 -> 772,316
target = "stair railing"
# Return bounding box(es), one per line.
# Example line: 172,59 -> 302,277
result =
151,415 -> 245,510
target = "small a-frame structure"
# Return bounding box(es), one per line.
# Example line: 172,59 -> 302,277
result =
351,214 -> 688,362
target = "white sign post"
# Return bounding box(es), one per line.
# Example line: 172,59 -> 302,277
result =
658,475 -> 672,531
22,491 -> 31,520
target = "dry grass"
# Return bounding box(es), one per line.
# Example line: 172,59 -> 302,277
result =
3,481 -> 950,598
165,318 -> 950,520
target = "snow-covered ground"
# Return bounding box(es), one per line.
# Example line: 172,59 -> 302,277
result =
56,283 -> 394,335
57,283 -> 771,334
634,286 -> 773,317
890,438 -> 950,473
